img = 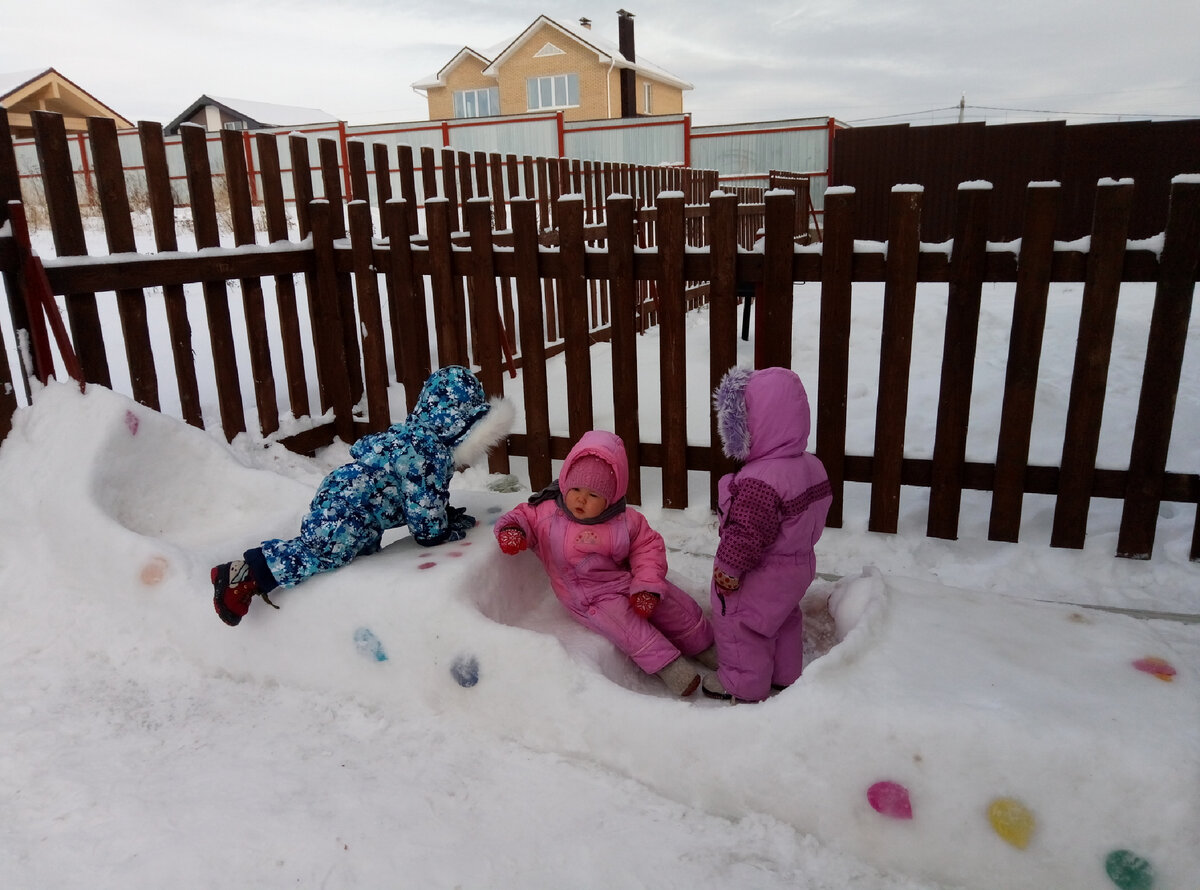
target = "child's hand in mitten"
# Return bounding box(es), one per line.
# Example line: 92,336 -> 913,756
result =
629,590 -> 661,618
496,526 -> 527,555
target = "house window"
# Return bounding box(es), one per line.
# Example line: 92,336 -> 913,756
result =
643,83 -> 653,114
454,87 -> 500,119
527,74 -> 579,111
223,120 -> 249,131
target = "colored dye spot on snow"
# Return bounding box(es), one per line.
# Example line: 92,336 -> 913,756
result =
418,562 -> 437,570
459,540 -> 472,546
450,655 -> 479,688
867,781 -> 913,819
487,506 -> 502,514
987,797 -> 1034,850
448,551 -> 464,558
1132,657 -> 1176,682
1105,849 -> 1155,890
353,627 -> 388,662
139,555 -> 168,585
124,410 -> 140,436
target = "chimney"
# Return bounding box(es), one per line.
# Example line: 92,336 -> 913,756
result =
579,17 -> 591,29
618,9 -> 636,118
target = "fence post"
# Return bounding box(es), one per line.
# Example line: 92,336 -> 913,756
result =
606,194 -> 643,505
816,186 -> 856,529
308,199 -> 357,443
348,200 -> 392,432
464,196 -> 510,474
869,186 -> 923,534
1117,178 -> 1200,560
425,198 -> 467,367
708,192 -> 741,509
927,182 -> 991,540
1,110 -> 36,407
31,110 -> 111,387
381,198 -> 429,411
221,128 -> 279,437
256,131 -> 311,420
656,192 -> 688,509
754,189 -> 796,369
511,197 -> 554,491
989,182 -> 1060,543
180,123 -> 246,441
88,116 -> 161,411
1051,180 -> 1135,549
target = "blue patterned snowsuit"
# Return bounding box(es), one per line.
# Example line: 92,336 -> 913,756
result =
260,366 -> 498,589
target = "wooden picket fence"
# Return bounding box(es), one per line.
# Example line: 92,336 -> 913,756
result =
1,109 -> 1198,562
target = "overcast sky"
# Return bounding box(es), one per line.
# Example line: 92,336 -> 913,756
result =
5,0 -> 1198,129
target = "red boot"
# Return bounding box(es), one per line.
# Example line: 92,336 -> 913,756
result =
211,559 -> 271,626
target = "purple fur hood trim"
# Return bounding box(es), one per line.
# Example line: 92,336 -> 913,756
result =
714,366 -> 754,460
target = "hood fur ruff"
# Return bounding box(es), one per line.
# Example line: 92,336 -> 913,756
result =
452,396 -> 514,466
714,366 -> 753,461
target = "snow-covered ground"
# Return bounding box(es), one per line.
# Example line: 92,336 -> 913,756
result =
1,218 -> 1197,889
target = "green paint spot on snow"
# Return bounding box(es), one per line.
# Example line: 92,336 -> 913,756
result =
1105,849 -> 1155,890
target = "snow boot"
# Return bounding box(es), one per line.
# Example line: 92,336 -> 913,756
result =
656,657 -> 701,697
701,672 -> 736,702
211,559 -> 277,626
694,644 -> 719,671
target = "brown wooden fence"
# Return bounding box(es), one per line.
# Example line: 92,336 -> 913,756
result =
2,109 -> 1198,562
832,118 -> 1200,242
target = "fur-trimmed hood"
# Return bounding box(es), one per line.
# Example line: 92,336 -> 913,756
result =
713,366 -> 811,462
403,365 -> 513,465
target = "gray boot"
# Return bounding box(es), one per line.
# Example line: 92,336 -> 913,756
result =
694,644 -> 719,671
656,657 -> 701,697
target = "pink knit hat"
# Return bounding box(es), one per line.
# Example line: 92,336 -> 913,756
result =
562,454 -> 618,504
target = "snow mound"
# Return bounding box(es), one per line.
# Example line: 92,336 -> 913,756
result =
2,384 -> 1197,890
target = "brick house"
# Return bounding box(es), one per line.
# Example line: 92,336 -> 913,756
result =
412,11 -> 691,122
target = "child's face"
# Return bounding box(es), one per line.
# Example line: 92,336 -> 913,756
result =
565,486 -> 608,519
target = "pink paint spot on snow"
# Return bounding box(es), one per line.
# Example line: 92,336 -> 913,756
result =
1132,657 -> 1176,682
125,410 -> 139,436
448,551 -> 464,558
867,781 -> 913,819
418,562 -> 437,570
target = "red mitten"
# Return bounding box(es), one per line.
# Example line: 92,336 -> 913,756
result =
496,526 -> 527,555
629,590 -> 661,618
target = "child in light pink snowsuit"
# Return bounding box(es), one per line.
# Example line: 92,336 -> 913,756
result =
705,367 -> 832,703
494,430 -> 716,697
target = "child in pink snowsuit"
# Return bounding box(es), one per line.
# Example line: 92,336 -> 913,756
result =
494,430 -> 716,697
705,367 -> 832,703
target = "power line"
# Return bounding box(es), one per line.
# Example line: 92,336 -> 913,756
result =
844,103 -> 1199,126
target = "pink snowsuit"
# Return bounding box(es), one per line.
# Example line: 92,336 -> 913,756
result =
495,430 -> 714,675
711,367 -> 832,702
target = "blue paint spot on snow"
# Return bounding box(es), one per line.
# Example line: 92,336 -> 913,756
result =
451,655 -> 479,687
354,627 -> 388,662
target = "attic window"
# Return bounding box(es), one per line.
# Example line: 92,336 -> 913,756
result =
534,42 -> 566,58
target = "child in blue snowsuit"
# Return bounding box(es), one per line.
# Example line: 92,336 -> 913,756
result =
211,366 -> 514,626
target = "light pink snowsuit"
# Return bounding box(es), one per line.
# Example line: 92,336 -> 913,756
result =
712,367 -> 832,702
495,430 -> 714,674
